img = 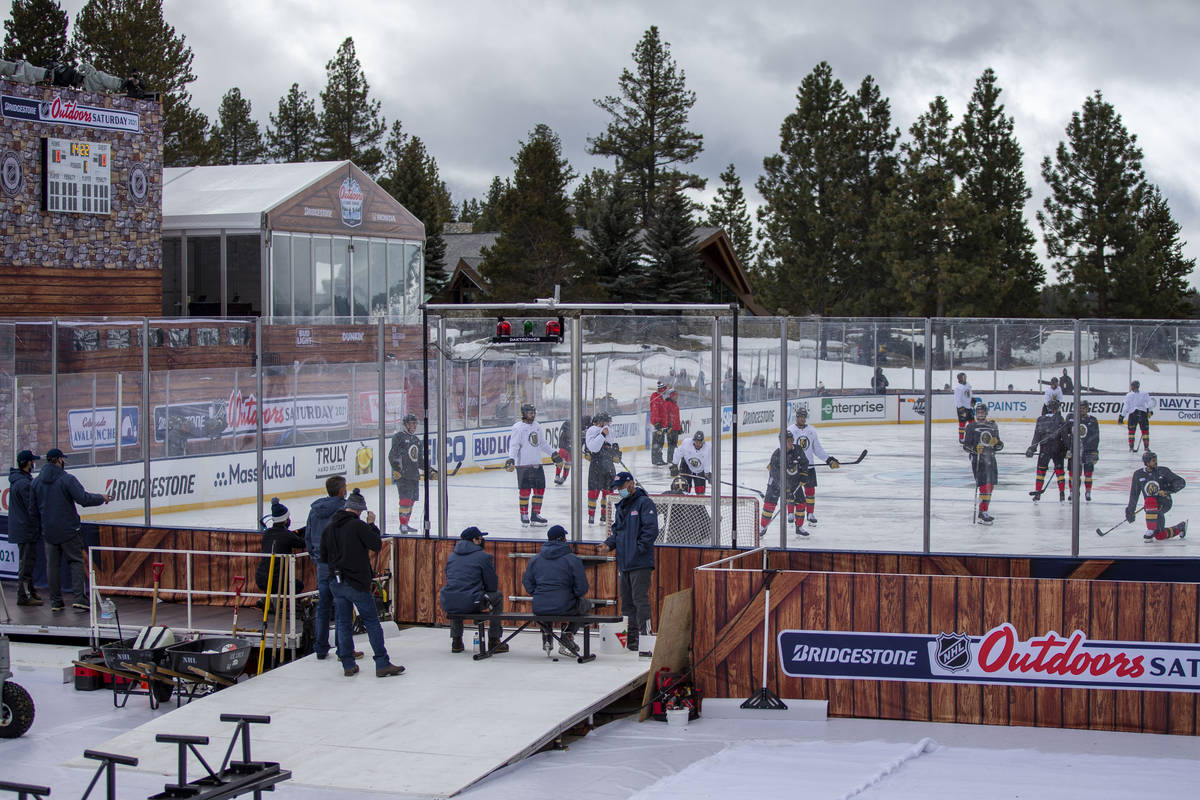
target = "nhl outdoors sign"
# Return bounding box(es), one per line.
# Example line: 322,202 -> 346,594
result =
778,623 -> 1200,693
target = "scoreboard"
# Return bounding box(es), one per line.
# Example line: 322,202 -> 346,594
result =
43,137 -> 111,214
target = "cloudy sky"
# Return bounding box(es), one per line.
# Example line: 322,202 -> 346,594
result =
52,1 -> 1200,283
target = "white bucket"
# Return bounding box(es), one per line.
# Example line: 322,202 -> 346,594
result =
598,622 -> 627,654
639,633 -> 656,656
666,708 -> 690,727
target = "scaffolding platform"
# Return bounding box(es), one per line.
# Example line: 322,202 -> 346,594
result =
67,626 -> 649,796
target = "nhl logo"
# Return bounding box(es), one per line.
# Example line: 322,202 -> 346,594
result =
935,632 -> 972,672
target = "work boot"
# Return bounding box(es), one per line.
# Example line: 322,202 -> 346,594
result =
376,663 -> 405,677
451,638 -> 464,653
343,664 -> 360,677
26,582 -> 42,601
558,633 -> 579,657
489,640 -> 510,654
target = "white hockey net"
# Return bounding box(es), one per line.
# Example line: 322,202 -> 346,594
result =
604,493 -> 761,547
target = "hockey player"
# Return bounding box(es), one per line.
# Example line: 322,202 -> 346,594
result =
963,402 -> 1003,524
1041,377 -> 1064,414
788,405 -> 839,527
758,431 -> 811,538
1119,380 -> 1155,452
553,416 -> 574,486
1025,400 -> 1066,501
504,404 -> 563,526
649,380 -> 670,465
675,430 -> 712,495
1126,451 -> 1186,541
1058,399 -> 1100,501
388,413 -> 432,534
954,372 -> 974,443
664,389 -> 683,468
585,411 -> 620,524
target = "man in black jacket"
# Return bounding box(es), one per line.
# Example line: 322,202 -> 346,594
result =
605,471 -> 658,654
440,526 -> 506,654
522,525 -> 590,656
306,477 -> 350,661
33,448 -> 111,612
321,489 -> 405,677
9,450 -> 42,605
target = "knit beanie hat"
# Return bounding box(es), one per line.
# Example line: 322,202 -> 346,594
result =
345,489 -> 367,512
270,497 -> 289,524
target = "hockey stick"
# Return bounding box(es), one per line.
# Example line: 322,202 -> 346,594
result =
482,458 -> 555,471
1096,506 -> 1143,537
972,484 -> 978,525
813,449 -> 868,467
719,479 -> 765,499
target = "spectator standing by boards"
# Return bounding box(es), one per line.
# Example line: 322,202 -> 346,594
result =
32,448 -> 112,612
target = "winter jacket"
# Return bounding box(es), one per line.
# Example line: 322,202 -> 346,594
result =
649,390 -> 668,428
7,467 -> 39,544
305,494 -> 346,562
32,462 -> 105,544
440,539 -> 499,614
664,400 -> 681,432
522,540 -> 588,615
605,487 -> 658,572
320,510 -> 381,593
256,523 -> 306,590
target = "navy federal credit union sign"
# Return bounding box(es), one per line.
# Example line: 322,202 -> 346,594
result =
779,624 -> 1200,693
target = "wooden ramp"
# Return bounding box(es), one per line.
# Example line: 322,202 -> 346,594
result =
67,626 -> 649,796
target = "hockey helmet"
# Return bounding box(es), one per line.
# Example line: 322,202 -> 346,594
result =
1142,450 -> 1157,466
693,430 -> 705,443
402,412 -> 418,426
593,411 -> 610,424
795,404 -> 808,419
1131,380 -> 1140,391
1049,377 -> 1058,387
581,414 -> 593,429
657,379 -> 667,391
957,372 -> 967,382
1045,399 -> 1059,413
974,401 -> 988,419
520,403 -> 536,420
1079,400 -> 1090,411
669,475 -> 690,494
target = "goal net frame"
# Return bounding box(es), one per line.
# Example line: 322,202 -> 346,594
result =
604,492 -> 761,548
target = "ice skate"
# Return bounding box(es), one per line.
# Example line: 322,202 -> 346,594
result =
794,525 -> 810,537
1173,521 -> 1188,540
806,514 -> 818,524
977,511 -> 994,525
1085,491 -> 1092,501
558,632 -> 580,657
786,512 -> 795,524
529,513 -> 548,526
1059,490 -> 1066,502
1144,530 -> 1156,541
1029,490 -> 1042,502
553,475 -> 567,485
521,515 -> 530,527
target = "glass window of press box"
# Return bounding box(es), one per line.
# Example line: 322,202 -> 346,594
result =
162,232 -> 424,321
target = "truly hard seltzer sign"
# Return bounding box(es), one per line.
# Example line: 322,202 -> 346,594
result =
779,623 -> 1200,692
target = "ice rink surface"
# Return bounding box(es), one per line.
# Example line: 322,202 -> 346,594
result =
131,420 -> 1199,560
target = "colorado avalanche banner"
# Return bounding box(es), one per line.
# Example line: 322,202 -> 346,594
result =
779,623 -> 1200,693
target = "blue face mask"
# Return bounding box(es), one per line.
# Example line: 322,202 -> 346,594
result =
618,488 -> 630,499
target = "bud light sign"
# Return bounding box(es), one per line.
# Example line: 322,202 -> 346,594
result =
779,625 -> 1200,692
339,177 -> 363,228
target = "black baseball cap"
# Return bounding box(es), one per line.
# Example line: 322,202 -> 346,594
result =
44,448 -> 65,461
611,471 -> 634,490
460,526 -> 488,540
16,450 -> 37,466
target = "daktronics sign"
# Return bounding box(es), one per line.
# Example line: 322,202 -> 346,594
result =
780,623 -> 1200,692
104,473 -> 197,502
821,397 -> 886,421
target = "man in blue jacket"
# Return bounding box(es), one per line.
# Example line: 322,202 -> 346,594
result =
9,450 -> 42,605
522,525 -> 590,656
439,526 -> 507,654
306,475 -> 350,660
605,471 -> 658,653
32,448 -> 111,612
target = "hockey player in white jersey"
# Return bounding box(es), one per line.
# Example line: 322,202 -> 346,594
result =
675,430 -> 712,494
954,372 -> 974,443
505,404 -> 563,526
1119,380 -> 1155,452
1041,377 -> 1064,414
584,411 -> 620,523
788,405 -> 840,528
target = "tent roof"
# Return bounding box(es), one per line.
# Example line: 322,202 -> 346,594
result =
163,161 -> 351,231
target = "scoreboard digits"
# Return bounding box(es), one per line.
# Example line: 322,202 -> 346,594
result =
44,137 -> 111,214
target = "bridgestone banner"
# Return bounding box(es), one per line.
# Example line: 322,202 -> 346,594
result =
779,624 -> 1200,693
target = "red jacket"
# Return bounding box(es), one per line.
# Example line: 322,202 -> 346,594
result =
664,398 -> 681,432
649,390 -> 668,427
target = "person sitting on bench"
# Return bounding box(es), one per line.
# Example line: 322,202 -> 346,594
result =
522,525 -> 592,656
440,526 -> 507,654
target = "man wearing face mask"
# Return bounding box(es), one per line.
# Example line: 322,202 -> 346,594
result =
604,471 -> 658,655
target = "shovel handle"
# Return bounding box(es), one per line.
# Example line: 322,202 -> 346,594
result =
151,562 -> 165,582
232,575 -> 246,597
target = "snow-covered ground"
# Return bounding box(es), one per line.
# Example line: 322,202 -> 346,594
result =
128,419 -> 1198,559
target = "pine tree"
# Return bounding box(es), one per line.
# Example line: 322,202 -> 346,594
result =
955,68 -> 1042,315
584,171 -> 640,300
756,62 -> 856,314
480,124 -> 599,301
265,82 -> 319,163
572,168 -> 615,228
210,87 -> 265,165
473,176 -> 509,232
380,121 -> 452,294
1036,91 -> 1194,318
882,96 -> 982,317
73,0 -> 210,166
3,0 -> 68,65
316,37 -> 386,175
645,180 -> 708,302
705,163 -> 756,270
458,198 -> 481,223
588,25 -> 704,226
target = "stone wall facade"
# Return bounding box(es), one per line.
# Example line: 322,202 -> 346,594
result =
0,77 -> 162,273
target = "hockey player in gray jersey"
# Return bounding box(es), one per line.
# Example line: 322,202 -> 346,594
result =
1058,400 -> 1100,501
505,404 -> 563,526
1025,400 -> 1066,501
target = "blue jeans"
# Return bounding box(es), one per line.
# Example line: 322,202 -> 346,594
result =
314,562 -> 339,656
331,578 -> 390,670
